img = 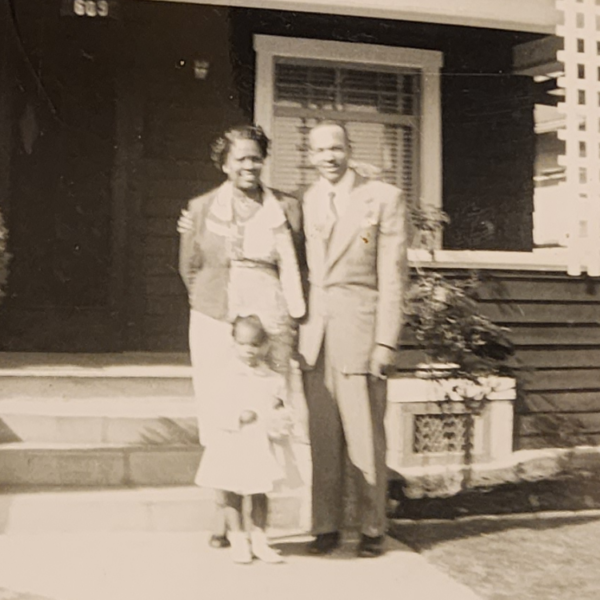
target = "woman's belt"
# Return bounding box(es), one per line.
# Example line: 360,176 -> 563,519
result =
230,258 -> 279,273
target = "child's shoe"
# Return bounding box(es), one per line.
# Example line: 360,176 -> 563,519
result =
250,530 -> 284,564
228,532 -> 252,564
209,534 -> 231,549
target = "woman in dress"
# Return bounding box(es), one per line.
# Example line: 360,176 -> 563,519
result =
178,124 -> 306,546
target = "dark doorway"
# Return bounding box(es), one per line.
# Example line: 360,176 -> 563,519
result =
0,0 -> 120,351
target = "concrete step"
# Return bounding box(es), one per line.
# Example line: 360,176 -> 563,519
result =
0,352 -> 194,399
0,485 -> 308,534
0,397 -> 199,444
0,351 -> 192,373
0,442 -> 202,487
0,375 -> 194,399
0,438 -> 312,487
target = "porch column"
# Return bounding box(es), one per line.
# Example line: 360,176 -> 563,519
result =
557,0 -> 600,276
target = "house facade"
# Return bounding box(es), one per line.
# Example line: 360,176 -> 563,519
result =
1,0 -> 599,450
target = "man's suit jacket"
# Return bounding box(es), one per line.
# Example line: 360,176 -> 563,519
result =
298,171 -> 408,374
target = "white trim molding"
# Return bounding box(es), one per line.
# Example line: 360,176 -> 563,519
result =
254,34 -> 443,211
408,247 -> 579,272
150,0 -> 560,34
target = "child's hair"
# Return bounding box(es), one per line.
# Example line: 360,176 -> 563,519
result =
231,314 -> 268,345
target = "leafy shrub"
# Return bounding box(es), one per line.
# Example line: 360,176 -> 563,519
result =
405,206 -> 514,375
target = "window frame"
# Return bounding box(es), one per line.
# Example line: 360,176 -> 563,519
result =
254,34 -> 443,215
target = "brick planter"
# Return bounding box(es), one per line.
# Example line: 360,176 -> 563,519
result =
385,375 -> 516,472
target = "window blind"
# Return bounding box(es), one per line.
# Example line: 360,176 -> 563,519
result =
270,61 -> 420,201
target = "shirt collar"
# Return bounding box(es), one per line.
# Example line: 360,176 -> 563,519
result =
322,168 -> 355,196
209,182 -> 286,229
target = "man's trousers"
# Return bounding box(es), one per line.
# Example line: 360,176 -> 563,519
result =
303,345 -> 388,537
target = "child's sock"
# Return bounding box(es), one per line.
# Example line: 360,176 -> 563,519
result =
250,530 -> 284,564
228,532 -> 252,564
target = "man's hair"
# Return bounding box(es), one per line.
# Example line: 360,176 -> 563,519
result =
231,314 -> 268,345
210,124 -> 270,170
310,120 -> 352,147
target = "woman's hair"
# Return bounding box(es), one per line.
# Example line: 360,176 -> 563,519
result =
231,314 -> 268,345
210,125 -> 270,170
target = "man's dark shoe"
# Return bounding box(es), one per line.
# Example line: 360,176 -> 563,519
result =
357,534 -> 385,558
307,532 -> 341,555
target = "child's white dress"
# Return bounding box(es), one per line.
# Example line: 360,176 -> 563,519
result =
195,359 -> 287,495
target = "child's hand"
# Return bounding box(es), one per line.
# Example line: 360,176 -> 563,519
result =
267,406 -> 294,441
239,410 -> 258,425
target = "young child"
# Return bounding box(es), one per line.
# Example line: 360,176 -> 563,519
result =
195,314 -> 293,564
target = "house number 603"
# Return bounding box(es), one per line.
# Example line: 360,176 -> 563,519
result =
73,0 -> 109,17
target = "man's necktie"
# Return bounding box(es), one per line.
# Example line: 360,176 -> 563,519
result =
328,191 -> 337,221
325,191 -> 337,254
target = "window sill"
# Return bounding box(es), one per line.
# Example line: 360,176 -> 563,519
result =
408,248 -> 572,272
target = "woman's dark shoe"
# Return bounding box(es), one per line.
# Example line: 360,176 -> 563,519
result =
356,534 -> 385,558
209,534 -> 231,549
307,531 -> 341,555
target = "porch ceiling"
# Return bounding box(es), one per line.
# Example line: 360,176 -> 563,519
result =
147,0 -> 560,34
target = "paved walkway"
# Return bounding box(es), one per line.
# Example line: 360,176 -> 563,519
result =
0,532 -> 481,600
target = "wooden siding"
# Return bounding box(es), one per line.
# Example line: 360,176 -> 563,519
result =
396,270 -> 600,450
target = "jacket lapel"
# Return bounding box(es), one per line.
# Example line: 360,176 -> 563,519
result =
303,183 -> 329,283
325,173 -> 372,272
207,182 -> 233,224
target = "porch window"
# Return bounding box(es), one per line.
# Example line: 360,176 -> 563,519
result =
254,35 -> 442,219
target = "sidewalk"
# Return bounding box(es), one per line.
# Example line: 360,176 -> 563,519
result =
0,532 -> 481,600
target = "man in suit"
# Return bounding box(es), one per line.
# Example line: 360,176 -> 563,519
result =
298,121 -> 407,558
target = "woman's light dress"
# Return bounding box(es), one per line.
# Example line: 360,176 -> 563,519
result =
215,182 -> 305,373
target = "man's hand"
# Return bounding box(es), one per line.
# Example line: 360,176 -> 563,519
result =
239,410 -> 258,425
369,345 -> 397,379
177,209 -> 194,234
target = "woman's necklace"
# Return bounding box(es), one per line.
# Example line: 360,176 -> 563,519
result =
232,191 -> 262,223
228,190 -> 263,260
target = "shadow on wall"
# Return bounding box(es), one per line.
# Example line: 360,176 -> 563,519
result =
140,417 -> 199,446
0,419 -> 21,444
527,413 -> 594,449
